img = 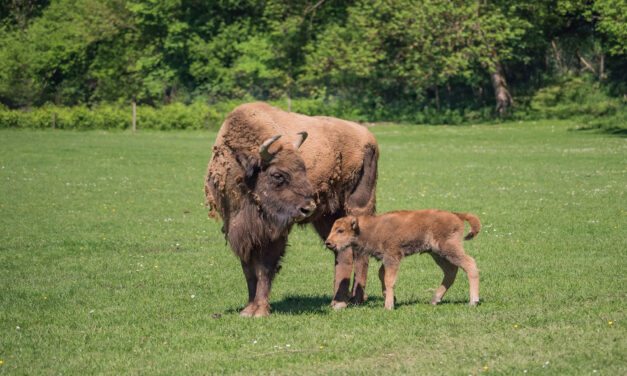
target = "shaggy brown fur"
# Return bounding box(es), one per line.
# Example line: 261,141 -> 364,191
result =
325,210 -> 481,309
205,102 -> 378,317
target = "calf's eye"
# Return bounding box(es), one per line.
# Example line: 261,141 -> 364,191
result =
337,229 -> 344,234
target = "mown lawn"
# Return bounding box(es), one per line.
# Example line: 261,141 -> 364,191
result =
0,121 -> 625,375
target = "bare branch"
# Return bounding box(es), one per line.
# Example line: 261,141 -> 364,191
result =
577,52 -> 597,74
305,0 -> 326,15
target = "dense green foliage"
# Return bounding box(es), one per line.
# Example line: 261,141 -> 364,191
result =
1,124 -> 625,374
0,0 -> 625,120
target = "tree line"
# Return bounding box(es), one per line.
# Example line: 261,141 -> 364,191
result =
0,0 -> 625,119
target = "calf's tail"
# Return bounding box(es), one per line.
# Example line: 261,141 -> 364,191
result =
453,212 -> 481,240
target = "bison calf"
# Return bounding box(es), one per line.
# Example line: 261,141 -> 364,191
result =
325,210 -> 481,309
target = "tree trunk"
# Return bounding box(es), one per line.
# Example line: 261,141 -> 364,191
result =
286,75 -> 292,112
434,86 -> 440,110
551,40 -> 563,74
490,60 -> 513,116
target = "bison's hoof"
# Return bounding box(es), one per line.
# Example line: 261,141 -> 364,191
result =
331,301 -> 348,310
253,305 -> 271,317
240,303 -> 257,317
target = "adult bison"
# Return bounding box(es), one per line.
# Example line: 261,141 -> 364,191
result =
205,102 -> 378,317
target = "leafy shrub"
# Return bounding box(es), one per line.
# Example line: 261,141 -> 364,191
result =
530,77 -> 621,119
0,103 -> 225,130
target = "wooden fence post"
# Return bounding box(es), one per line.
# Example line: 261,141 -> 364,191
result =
132,102 -> 137,133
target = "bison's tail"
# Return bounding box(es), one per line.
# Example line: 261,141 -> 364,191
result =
204,174 -> 220,221
453,212 -> 481,240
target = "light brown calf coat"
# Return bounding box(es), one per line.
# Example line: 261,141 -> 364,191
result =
325,210 -> 481,309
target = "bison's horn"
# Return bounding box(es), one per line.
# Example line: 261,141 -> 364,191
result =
259,135 -> 282,162
293,131 -> 308,149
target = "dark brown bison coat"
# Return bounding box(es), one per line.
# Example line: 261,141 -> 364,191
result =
205,102 -> 378,316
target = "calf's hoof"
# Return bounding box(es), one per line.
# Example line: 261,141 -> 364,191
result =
348,294 -> 367,305
384,304 -> 395,310
429,298 -> 441,306
468,298 -> 480,307
331,300 -> 348,310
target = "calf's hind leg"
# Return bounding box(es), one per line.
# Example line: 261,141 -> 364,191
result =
442,243 -> 479,307
378,264 -> 386,298
429,253 -> 458,305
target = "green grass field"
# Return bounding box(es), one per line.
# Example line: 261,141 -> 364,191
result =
0,122 -> 625,375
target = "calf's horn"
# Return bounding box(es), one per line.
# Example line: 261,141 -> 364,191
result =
259,135 -> 281,162
293,131 -> 308,149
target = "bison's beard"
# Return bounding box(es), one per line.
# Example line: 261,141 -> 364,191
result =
227,199 -> 294,262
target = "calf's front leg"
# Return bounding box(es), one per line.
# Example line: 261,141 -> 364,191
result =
381,259 -> 399,310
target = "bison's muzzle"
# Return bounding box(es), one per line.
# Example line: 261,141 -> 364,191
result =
295,200 -> 317,222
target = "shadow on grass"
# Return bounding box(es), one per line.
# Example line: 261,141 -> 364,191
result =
572,125 -> 627,137
224,295 -> 333,316
390,296 -> 482,307
271,295 -> 332,315
224,295 -> 480,316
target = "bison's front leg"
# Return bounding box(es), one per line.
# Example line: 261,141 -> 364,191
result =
331,248 -> 369,309
239,260 -> 258,317
249,238 -> 287,317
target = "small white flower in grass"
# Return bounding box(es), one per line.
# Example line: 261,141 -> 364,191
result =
16,326 -> 20,330
89,310 -> 95,314
253,340 -> 257,344
286,344 -> 290,348
190,294 -> 195,299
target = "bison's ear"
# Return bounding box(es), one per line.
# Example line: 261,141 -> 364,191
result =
236,152 -> 260,181
350,216 -> 359,234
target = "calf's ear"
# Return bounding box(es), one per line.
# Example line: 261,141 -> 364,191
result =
350,216 -> 359,233
236,152 -> 260,181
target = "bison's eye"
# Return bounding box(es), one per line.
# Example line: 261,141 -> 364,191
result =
270,173 -> 285,184
337,229 -> 344,234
